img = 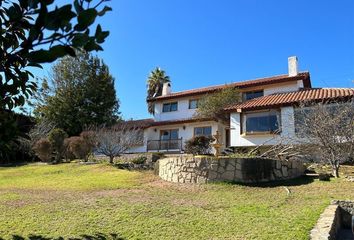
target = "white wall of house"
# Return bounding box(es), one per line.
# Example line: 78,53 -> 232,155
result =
230,106 -> 296,147
143,121 -> 227,152
153,97 -> 198,121
263,81 -> 300,96
153,80 -> 303,122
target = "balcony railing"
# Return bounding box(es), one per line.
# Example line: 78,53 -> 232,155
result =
147,138 -> 183,152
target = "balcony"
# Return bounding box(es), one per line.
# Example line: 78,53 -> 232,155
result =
147,138 -> 183,152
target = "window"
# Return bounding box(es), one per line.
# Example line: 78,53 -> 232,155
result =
162,102 -> 178,112
242,110 -> 280,134
243,90 -> 264,101
189,99 -> 199,109
194,126 -> 212,137
160,129 -> 179,140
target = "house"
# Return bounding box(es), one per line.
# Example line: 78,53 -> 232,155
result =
127,56 -> 354,153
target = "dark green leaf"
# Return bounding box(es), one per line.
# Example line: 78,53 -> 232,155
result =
75,9 -> 97,31
72,33 -> 90,47
97,6 -> 112,16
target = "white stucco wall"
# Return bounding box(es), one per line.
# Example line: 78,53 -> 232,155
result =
153,80 -> 302,122
230,106 -> 296,147
138,121 -> 227,152
263,82 -> 300,96
154,97 -> 197,121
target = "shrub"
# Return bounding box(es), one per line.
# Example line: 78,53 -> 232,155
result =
185,136 -> 213,155
68,137 -> 91,161
80,131 -> 97,149
131,156 -> 147,164
48,128 -> 68,162
33,138 -> 52,162
152,152 -> 165,162
63,138 -> 75,162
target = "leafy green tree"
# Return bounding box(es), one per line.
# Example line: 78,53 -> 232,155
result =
34,52 -> 120,136
0,0 -> 111,161
146,67 -> 170,114
196,87 -> 241,122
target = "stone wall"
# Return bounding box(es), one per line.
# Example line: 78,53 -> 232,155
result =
310,200 -> 354,240
158,156 -> 305,184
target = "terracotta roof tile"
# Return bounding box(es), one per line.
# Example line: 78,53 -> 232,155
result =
120,118 -> 155,129
225,88 -> 354,112
147,72 -> 311,102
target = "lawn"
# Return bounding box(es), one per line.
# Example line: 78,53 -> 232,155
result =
0,163 -> 353,240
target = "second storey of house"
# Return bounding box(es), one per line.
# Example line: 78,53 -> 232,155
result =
148,57 -> 311,122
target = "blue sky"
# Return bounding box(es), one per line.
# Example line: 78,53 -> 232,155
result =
36,0 -> 354,120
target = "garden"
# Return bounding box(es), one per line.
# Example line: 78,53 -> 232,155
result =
0,162 -> 353,239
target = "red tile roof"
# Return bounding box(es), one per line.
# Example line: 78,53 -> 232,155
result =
225,88 -> 354,112
120,118 -> 155,129
147,72 -> 311,102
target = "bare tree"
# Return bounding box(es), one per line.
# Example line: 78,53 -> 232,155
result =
95,123 -> 144,164
260,100 -> 354,178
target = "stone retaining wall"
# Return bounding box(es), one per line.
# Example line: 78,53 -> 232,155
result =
158,156 -> 305,184
310,200 -> 354,240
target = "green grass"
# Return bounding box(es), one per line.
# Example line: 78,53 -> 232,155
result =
0,163 -> 353,240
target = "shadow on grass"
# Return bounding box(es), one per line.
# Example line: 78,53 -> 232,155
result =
1,233 -> 125,240
226,175 -> 316,188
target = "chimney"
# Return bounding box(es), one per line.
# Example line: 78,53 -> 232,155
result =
288,56 -> 299,76
162,82 -> 171,96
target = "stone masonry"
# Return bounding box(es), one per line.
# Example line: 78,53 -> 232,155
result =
158,156 -> 305,184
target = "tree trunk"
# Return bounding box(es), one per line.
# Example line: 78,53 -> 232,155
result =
332,166 -> 339,178
109,155 -> 114,164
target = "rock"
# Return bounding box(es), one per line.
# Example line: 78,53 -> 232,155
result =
226,163 -> 235,171
222,171 -> 235,181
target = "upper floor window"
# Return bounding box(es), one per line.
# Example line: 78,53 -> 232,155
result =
194,126 -> 212,137
243,90 -> 264,101
189,99 -> 199,109
162,102 -> 178,112
242,110 -> 280,134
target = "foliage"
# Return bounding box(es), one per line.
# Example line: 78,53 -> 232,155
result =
185,136 -> 213,155
68,136 -> 91,161
33,138 -> 52,162
0,0 -> 111,162
0,111 -> 35,163
293,100 -> 354,177
196,87 -> 241,121
95,123 -> 144,164
0,163 -> 354,239
0,0 -> 111,111
48,128 -> 68,162
146,67 -> 170,114
263,100 -> 354,178
32,52 -> 120,135
152,152 -> 165,162
131,156 -> 147,164
63,138 -> 75,161
80,130 -> 97,150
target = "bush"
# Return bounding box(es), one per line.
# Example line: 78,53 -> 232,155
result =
80,131 -> 96,150
185,136 -> 213,155
63,138 -> 75,162
33,138 -> 52,162
131,156 -> 147,164
48,128 -> 68,162
152,152 -> 165,162
68,136 -> 91,161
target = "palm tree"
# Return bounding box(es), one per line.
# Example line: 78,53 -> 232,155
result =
146,67 -> 170,114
